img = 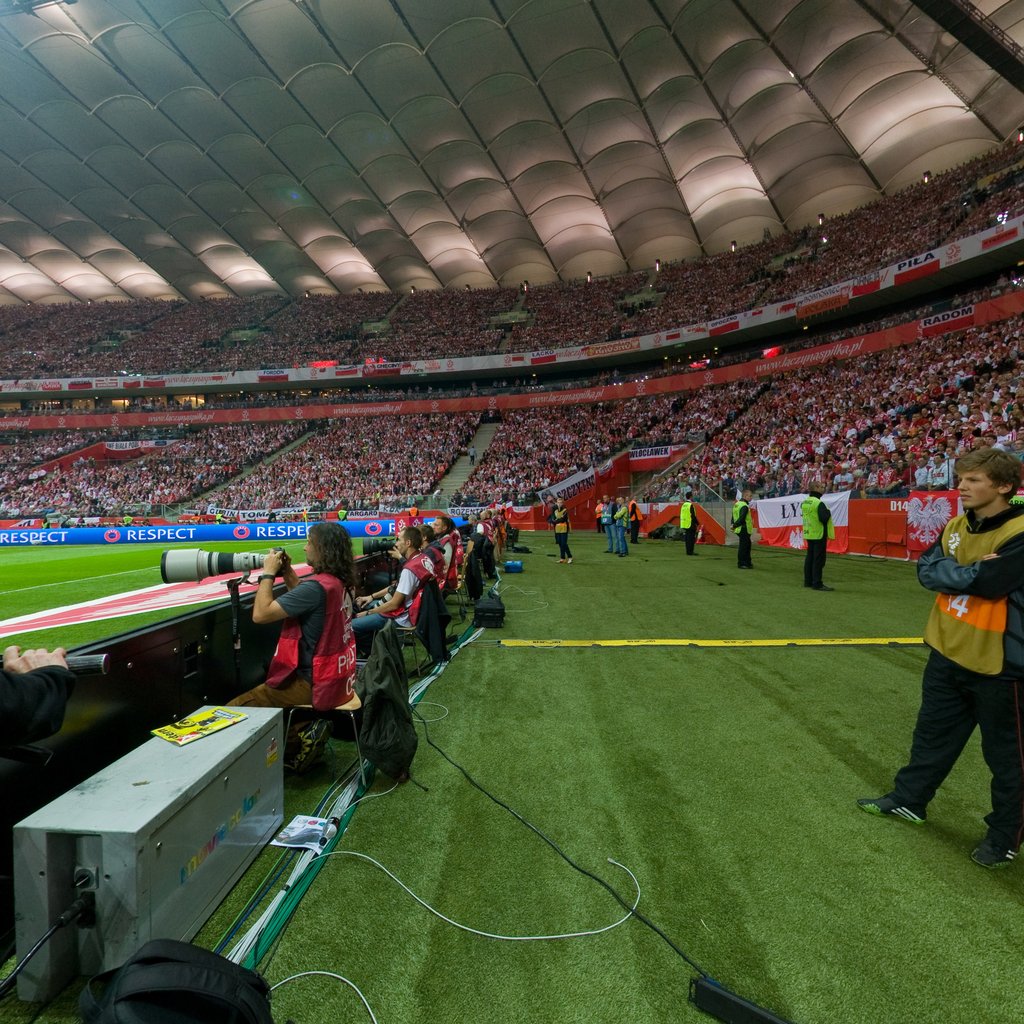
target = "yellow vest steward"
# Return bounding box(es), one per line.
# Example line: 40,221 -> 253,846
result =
924,513 -> 1024,675
680,502 -> 694,529
801,496 -> 835,541
732,500 -> 749,535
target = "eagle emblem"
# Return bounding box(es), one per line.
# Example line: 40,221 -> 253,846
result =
907,496 -> 952,546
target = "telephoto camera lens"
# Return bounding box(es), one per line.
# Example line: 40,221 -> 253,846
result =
160,548 -> 267,584
363,538 -> 396,555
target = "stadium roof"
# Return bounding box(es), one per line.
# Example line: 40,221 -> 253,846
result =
1,0 -> 1023,304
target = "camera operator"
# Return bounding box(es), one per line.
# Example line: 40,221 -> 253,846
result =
1,646 -> 75,747
227,521 -> 359,773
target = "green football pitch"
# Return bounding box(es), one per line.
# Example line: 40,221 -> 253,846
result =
2,533 -> 1021,1024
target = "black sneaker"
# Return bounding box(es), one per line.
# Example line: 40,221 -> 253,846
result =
857,795 -> 926,824
971,837 -> 1017,869
286,718 -> 331,774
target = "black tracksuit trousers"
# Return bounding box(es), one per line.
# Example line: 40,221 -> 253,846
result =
892,649 -> 1024,849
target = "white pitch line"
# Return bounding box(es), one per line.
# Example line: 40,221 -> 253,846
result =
5,568 -> 158,595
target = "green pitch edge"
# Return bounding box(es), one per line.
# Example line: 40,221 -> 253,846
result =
499,637 -> 923,648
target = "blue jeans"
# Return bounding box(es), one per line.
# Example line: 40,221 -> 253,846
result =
615,524 -> 628,554
603,521 -> 614,550
352,612 -> 388,650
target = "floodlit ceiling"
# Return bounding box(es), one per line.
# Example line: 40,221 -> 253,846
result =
0,0 -> 1023,304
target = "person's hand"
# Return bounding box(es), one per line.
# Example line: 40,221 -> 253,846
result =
262,549 -> 284,576
356,595 -> 371,608
4,646 -> 68,674
387,545 -> 401,560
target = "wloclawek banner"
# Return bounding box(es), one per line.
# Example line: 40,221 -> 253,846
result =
627,444 -> 688,471
904,490 -> 960,552
752,491 -> 851,553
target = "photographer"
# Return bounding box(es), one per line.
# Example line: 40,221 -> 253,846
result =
228,521 -> 359,773
352,526 -> 435,648
1,646 -> 75,747
431,513 -> 463,591
419,524 -> 450,589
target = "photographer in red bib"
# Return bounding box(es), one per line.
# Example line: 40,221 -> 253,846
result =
228,521 -> 358,773
858,447 -> 1024,868
352,526 -> 435,650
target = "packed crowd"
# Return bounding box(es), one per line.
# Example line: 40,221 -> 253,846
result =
0,422 -> 306,516
6,307 -> 1024,515
504,274 -> 647,353
698,314 -> 1024,499
456,382 -> 757,504
379,287 -> 519,360
0,431 -> 108,492
206,413 -> 479,511
2,145 -> 1024,380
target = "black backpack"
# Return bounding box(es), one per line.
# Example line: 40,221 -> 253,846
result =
79,939 -> 274,1024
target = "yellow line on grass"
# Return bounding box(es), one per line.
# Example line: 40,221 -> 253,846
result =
499,637 -> 923,648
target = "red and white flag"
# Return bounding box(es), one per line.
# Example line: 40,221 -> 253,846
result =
753,491 -> 851,553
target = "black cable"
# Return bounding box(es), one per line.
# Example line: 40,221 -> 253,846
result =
0,895 -> 93,1000
412,707 -> 711,979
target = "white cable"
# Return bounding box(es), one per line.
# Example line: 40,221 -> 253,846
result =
413,701 -> 449,723
324,851 -> 641,942
490,582 -> 549,612
229,627 -> 473,964
270,970 -> 379,1024
344,778 -> 400,812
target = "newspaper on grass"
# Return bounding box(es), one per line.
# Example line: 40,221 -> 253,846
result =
271,814 -> 338,854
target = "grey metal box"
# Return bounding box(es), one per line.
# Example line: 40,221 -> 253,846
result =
13,707 -> 284,1002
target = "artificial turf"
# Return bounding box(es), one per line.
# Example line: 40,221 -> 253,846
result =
2,531 -> 1022,1024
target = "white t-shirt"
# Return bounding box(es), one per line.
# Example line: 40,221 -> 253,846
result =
393,567 -> 420,628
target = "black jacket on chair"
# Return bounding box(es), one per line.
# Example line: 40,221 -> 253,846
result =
355,622 -> 416,779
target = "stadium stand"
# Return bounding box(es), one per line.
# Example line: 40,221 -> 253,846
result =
205,413 -> 480,512
0,423 -> 307,517
1,146 -> 1024,381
